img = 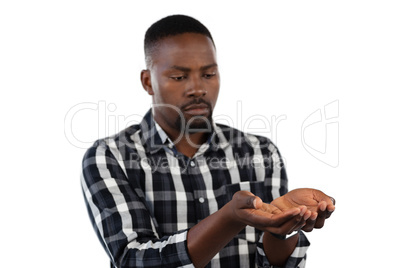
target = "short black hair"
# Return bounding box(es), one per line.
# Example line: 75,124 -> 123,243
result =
144,14 -> 215,68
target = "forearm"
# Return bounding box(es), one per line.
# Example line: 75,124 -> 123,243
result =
187,202 -> 245,267
186,190 -> 308,267
117,231 -> 192,267
263,231 -> 299,267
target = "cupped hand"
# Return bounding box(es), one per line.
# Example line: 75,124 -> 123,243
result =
230,191 -> 310,236
270,188 -> 335,232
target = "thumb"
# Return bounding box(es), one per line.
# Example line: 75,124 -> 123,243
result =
252,196 -> 263,209
233,191 -> 262,209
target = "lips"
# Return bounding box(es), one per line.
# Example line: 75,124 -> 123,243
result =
183,103 -> 210,116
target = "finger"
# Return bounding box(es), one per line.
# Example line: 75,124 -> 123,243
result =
302,212 -> 317,232
293,208 -> 313,232
326,197 -> 336,218
233,191 -> 260,209
318,200 -> 335,219
253,196 -> 263,210
329,196 -> 336,206
290,212 -> 309,233
314,202 -> 328,229
248,207 -> 302,228
325,208 -> 335,219
265,207 -> 309,235
316,193 -> 336,212
233,191 -> 302,228
268,215 -> 303,235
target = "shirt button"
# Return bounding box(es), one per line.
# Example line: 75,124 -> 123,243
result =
190,161 -> 195,167
198,197 -> 205,203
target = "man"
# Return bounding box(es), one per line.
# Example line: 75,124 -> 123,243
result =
81,15 -> 335,268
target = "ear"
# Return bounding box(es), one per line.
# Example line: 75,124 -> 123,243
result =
141,69 -> 154,95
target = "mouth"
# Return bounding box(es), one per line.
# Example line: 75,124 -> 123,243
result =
183,103 -> 210,116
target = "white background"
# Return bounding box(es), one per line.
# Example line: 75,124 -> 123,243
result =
1,1 -> 401,267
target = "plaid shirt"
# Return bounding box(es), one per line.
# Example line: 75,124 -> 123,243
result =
81,109 -> 310,268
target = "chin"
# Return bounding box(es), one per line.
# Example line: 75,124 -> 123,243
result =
186,117 -> 213,133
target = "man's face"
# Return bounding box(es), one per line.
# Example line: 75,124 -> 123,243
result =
143,33 -> 220,136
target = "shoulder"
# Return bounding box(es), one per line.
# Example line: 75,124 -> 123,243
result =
215,123 -> 280,154
82,123 -> 142,161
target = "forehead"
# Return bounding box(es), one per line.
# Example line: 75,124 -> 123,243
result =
151,33 -> 217,68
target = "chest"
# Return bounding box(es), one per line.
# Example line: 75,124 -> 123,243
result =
124,148 -> 277,236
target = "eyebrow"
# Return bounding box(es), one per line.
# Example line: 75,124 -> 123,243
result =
169,63 -> 218,72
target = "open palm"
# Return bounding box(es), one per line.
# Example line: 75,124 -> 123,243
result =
270,188 -> 335,231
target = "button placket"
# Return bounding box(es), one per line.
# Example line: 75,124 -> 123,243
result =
186,157 -> 208,222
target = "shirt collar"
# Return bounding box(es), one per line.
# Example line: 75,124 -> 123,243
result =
138,109 -> 230,155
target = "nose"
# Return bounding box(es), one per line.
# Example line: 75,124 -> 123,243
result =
185,76 -> 207,98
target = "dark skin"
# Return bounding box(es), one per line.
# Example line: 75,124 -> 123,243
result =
141,33 -> 335,267
141,33 -> 220,157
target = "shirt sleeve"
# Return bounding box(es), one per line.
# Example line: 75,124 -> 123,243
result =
81,140 -> 194,268
256,232 -> 310,268
255,140 -> 310,267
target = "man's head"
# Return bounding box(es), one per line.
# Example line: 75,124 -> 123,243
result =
141,15 -> 220,142
144,14 -> 215,69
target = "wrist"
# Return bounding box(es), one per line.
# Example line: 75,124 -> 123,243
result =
224,200 -> 248,230
268,230 -> 299,240
263,231 -> 300,266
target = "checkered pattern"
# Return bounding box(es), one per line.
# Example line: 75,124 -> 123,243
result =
81,109 -> 309,268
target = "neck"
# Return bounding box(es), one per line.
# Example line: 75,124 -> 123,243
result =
174,132 -> 209,158
163,126 -> 209,158
153,113 -> 212,158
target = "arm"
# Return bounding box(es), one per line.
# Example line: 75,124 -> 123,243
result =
82,141 -> 309,267
253,140 -> 334,267
81,142 -> 193,267
187,191 -> 308,268
82,140 -> 331,267
265,188 -> 336,267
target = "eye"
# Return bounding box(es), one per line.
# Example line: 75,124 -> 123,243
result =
170,75 -> 186,81
203,73 -> 216,79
